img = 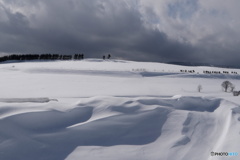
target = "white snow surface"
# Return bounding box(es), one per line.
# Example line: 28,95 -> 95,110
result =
0,59 -> 240,160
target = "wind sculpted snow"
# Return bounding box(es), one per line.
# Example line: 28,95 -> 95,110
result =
0,60 -> 240,160
0,96 -> 239,160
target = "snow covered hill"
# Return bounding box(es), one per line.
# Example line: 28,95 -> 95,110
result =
0,59 -> 240,160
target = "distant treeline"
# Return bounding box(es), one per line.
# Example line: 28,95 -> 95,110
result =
0,54 -> 84,62
180,69 -> 238,75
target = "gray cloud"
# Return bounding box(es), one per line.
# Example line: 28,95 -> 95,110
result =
0,0 -> 240,67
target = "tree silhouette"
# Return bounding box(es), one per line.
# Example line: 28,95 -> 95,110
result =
221,81 -> 234,92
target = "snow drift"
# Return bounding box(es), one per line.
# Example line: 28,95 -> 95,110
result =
0,59 -> 240,160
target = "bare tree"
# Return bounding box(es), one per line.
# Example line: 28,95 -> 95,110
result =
230,84 -> 235,92
198,85 -> 202,92
221,81 -> 234,92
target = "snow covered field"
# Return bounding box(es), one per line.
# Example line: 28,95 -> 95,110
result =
0,59 -> 240,160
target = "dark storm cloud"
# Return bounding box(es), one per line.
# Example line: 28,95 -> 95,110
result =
0,0 -> 239,67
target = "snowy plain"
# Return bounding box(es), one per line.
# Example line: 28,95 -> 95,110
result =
0,59 -> 240,160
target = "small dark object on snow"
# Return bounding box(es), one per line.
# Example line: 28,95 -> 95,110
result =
233,91 -> 240,96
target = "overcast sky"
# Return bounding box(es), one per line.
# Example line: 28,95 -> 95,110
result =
0,0 -> 240,66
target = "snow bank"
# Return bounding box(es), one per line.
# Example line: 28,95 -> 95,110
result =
0,60 -> 240,160
0,96 -> 239,160
0,98 -> 52,103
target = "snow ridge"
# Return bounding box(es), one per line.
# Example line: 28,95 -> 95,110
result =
0,60 -> 240,160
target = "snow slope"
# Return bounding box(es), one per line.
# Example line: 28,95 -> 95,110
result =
0,59 -> 240,160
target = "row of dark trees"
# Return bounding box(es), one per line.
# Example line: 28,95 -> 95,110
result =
180,70 -> 195,73
0,54 -> 84,62
180,69 -> 238,75
204,70 -> 221,74
204,70 -> 238,75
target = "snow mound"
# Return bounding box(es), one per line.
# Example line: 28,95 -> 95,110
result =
0,98 -> 52,103
136,96 -> 221,112
1,60 -> 240,160
27,68 -> 140,77
0,96 -> 239,160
